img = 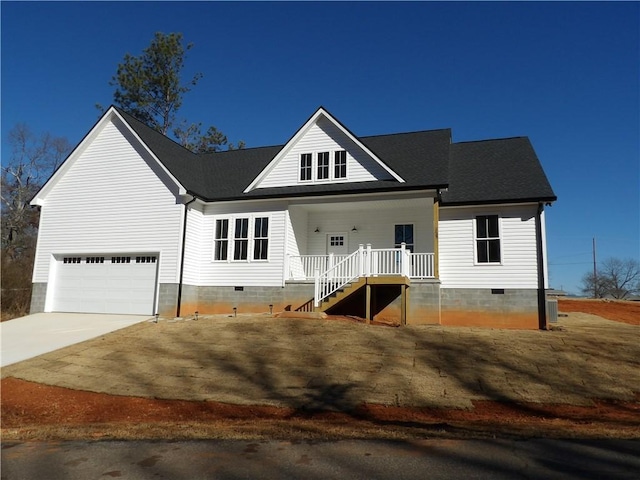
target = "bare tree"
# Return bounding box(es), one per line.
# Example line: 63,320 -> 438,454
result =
581,257 -> 640,299
1,124 -> 71,319
1,124 -> 70,256
599,258 -> 640,299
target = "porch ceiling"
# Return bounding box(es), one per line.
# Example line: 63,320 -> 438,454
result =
291,196 -> 433,212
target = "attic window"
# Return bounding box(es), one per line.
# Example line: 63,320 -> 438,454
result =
317,152 -> 330,180
300,153 -> 312,181
334,150 -> 347,178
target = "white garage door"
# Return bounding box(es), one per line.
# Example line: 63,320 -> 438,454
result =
53,254 -> 158,315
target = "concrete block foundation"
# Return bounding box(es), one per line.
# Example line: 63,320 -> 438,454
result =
440,288 -> 539,329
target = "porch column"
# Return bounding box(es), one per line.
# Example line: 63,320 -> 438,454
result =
400,283 -> 407,325
433,197 -> 440,278
365,281 -> 372,324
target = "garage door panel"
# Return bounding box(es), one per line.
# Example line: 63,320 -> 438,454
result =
52,254 -> 158,315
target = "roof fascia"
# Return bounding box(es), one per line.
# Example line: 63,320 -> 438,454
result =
243,107 -> 405,193
440,198 -> 557,209
200,188 -> 440,209
31,107 -> 186,206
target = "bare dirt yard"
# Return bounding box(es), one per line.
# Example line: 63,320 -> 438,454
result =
557,298 -> 640,325
2,300 -> 639,441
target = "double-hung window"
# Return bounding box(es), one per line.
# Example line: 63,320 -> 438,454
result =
300,153 -> 312,181
300,150 -> 347,182
317,152 -> 330,180
215,216 -> 270,261
253,217 -> 269,260
476,215 -> 501,263
334,150 -> 347,179
233,218 -> 249,260
214,219 -> 229,260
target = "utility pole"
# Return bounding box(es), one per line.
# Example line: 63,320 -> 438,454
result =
593,237 -> 597,298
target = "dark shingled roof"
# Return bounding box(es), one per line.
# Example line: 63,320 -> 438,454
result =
116,107 -> 556,205
441,138 -> 557,205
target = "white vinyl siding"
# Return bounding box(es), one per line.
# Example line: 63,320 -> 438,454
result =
303,197 -> 434,255
200,202 -> 287,287
256,117 -> 394,188
182,205 -> 204,285
33,120 -> 184,293
439,204 -> 540,289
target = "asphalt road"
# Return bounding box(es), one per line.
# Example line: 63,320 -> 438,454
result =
2,438 -> 639,479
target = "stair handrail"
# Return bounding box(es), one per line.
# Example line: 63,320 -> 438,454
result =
314,245 -> 365,307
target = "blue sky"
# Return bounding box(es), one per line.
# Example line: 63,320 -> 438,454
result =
2,1 -> 638,294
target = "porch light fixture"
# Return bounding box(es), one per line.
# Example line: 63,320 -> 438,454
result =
314,227 -> 320,233
351,226 -> 358,233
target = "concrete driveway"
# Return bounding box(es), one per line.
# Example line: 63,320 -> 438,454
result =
0,313 -> 151,367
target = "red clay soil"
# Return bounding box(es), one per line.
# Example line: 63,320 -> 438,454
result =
558,298 -> 640,325
2,378 -> 639,440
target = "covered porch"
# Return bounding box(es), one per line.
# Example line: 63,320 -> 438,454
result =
282,194 -> 440,322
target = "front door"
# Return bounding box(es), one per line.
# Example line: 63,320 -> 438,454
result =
326,233 -> 348,255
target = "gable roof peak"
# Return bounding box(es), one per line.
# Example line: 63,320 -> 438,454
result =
243,106 -> 405,193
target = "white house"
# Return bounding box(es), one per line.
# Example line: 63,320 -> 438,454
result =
30,106 -> 556,329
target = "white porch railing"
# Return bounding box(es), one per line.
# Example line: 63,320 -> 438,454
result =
286,254 -> 349,281
287,244 -> 435,307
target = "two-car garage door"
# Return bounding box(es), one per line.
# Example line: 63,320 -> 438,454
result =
52,254 -> 158,315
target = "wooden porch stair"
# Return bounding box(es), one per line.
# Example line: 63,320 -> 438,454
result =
296,276 -> 410,324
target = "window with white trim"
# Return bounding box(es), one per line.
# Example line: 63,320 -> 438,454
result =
215,216 -> 270,262
334,150 -> 347,179
233,218 -> 249,260
253,217 -> 269,260
214,219 -> 229,260
317,152 -> 330,180
394,224 -> 414,252
299,150 -> 348,182
476,215 -> 501,263
300,153 -> 312,181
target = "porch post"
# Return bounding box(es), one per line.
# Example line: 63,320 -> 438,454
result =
400,242 -> 410,277
284,254 -> 290,283
365,244 -> 372,277
433,197 -> 440,278
314,268 -> 320,308
358,244 -> 364,277
400,283 -> 407,325
365,281 -> 372,324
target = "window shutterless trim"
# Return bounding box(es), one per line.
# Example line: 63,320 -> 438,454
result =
334,150 -> 347,179
317,152 -> 330,180
300,153 -> 312,182
475,214 -> 502,264
214,218 -> 229,261
213,215 -> 270,262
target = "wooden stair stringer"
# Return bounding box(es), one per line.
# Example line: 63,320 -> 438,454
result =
316,277 -> 367,312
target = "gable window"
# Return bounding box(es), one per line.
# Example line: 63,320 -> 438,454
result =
234,218 -> 249,260
317,152 -> 330,180
334,150 -> 347,179
476,215 -> 501,263
253,217 -> 269,260
395,224 -> 414,252
300,153 -> 312,181
214,219 -> 229,260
